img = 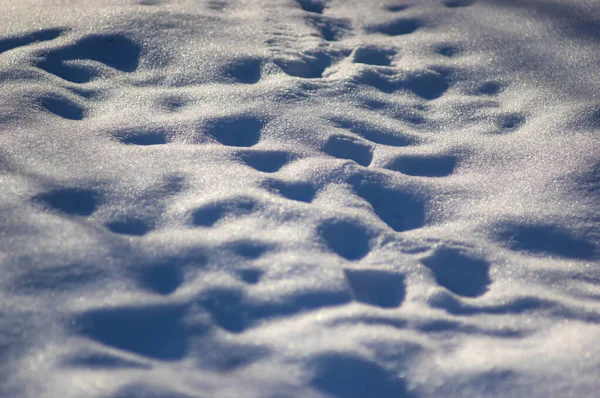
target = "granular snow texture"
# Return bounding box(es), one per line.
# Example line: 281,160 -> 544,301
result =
0,0 -> 599,397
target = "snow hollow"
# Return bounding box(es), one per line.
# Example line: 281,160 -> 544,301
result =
0,0 -> 599,397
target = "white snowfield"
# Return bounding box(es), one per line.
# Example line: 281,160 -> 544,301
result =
0,0 -> 598,396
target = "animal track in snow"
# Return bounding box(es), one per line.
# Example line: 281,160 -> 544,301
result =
477,81 -> 504,96
274,49 -> 342,79
158,95 -> 190,112
263,179 -> 317,203
226,239 -> 271,259
430,293 -> 548,316
352,68 -> 450,100
237,149 -> 293,173
110,384 -> 199,398
306,15 -> 351,42
403,69 -> 450,100
344,269 -> 406,308
494,113 -> 526,133
207,0 -> 228,11
350,175 -> 426,232
199,287 -> 350,333
133,259 -> 186,295
38,95 -> 85,120
368,18 -> 420,36
384,153 -> 458,177
324,135 -> 374,167
115,129 -> 169,146
296,0 -> 326,14
237,268 -> 262,284
223,57 -> 262,84
493,222 -> 597,260
352,45 -> 396,66
34,187 -> 99,216
37,34 -> 140,83
106,218 -> 152,236
434,43 -> 463,57
0,28 -> 64,54
318,218 -> 373,261
191,196 -> 257,227
204,115 -> 265,147
329,117 -> 417,147
310,353 -> 411,398
74,304 -> 193,360
63,351 -> 151,370
444,0 -> 476,8
421,247 -> 491,297
357,100 -> 426,125
385,4 -> 410,12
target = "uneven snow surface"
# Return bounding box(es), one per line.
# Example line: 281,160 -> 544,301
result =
1,0 -> 599,396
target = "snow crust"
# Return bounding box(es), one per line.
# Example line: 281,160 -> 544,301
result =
0,0 -> 599,396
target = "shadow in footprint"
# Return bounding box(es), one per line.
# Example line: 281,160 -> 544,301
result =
198,340 -> 270,372
134,260 -> 184,295
237,150 -> 291,173
116,130 -> 168,146
228,240 -> 271,259
274,50 -> 337,79
237,268 -> 262,284
106,219 -> 151,236
34,187 -> 98,216
264,179 -> 317,203
431,292 -> 547,316
353,46 -> 396,66
403,69 -> 449,100
345,269 -> 405,308
110,384 -> 195,398
159,96 -> 189,112
355,69 -> 403,94
310,353 -> 412,398
0,28 -> 63,54
330,117 -> 416,147
192,197 -> 257,227
324,135 -> 373,167
386,4 -> 410,12
200,287 -> 350,333
384,154 -> 457,177
444,0 -> 475,8
74,305 -> 193,360
434,43 -> 463,57
37,34 -> 140,83
368,18 -> 420,36
198,289 -> 247,333
296,0 -> 325,13
223,58 -> 262,84
318,219 -> 373,261
494,222 -> 597,260
350,177 -> 425,232
39,96 -> 85,120
306,15 -> 351,41
421,247 -> 490,298
205,115 -> 264,147
64,352 -> 151,370
495,113 -> 525,133
207,0 -> 228,10
478,81 -> 503,96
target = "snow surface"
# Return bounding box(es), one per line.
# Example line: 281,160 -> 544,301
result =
0,0 -> 599,396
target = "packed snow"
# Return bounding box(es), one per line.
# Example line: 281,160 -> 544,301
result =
0,0 -> 598,397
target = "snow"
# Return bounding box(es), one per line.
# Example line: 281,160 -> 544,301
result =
0,0 -> 598,396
